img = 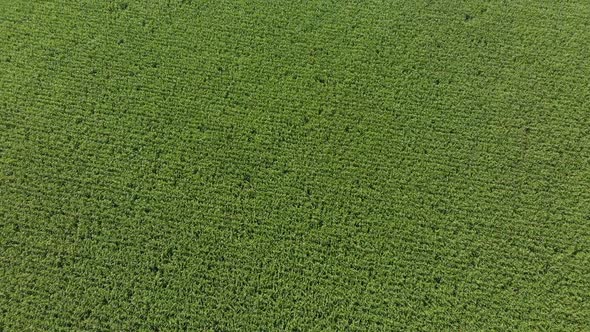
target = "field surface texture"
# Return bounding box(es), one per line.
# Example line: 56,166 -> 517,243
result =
1,1 -> 590,330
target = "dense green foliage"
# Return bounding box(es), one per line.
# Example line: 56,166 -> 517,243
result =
1,0 -> 590,330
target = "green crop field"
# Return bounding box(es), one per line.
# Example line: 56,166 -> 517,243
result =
1,0 -> 589,330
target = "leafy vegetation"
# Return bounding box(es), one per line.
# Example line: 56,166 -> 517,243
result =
1,0 -> 589,330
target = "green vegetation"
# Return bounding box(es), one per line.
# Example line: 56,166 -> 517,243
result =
1,0 -> 589,330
